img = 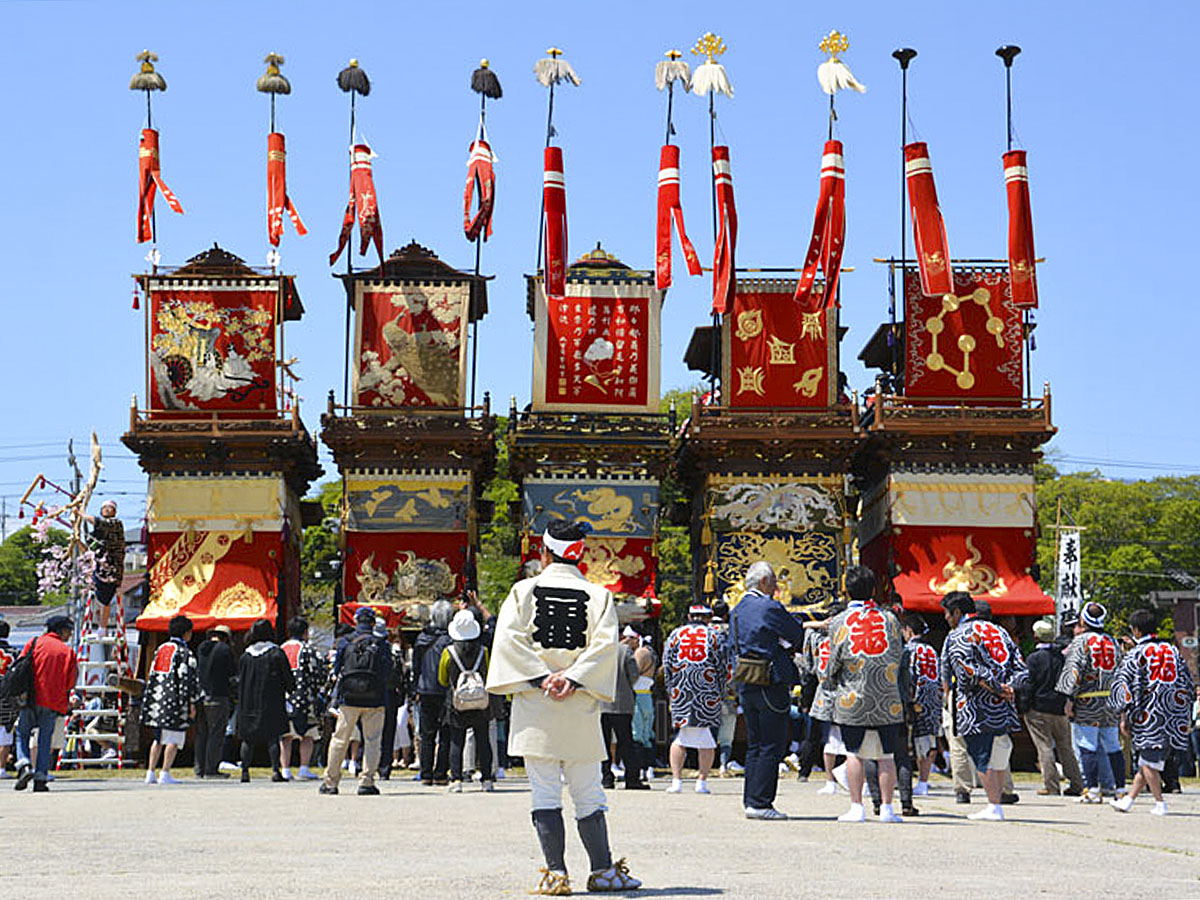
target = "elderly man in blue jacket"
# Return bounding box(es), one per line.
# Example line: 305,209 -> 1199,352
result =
730,561 -> 807,820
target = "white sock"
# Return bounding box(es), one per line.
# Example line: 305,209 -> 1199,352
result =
281,768 -> 291,779
917,780 -> 928,789
880,803 -> 895,817
988,803 -> 1003,815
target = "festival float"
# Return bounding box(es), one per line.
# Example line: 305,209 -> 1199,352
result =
320,60 -> 497,629
853,46 -> 1055,622
507,49 -> 667,625
677,32 -> 863,615
123,53 -> 321,647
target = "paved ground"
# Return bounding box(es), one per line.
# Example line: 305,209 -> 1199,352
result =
2,770 -> 1198,899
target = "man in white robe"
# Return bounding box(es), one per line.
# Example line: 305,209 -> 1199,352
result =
487,520 -> 642,896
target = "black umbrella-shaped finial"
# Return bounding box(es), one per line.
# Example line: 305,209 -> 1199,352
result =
472,59 -> 502,99
996,45 -> 1021,68
337,59 -> 370,95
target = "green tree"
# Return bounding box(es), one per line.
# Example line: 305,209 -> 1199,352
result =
478,416 -> 519,610
299,480 -> 343,622
0,525 -> 69,606
1036,468 -> 1200,623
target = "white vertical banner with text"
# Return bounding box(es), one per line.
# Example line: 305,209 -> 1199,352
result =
1055,527 -> 1083,627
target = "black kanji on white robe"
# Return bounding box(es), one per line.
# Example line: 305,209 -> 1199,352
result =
532,586 -> 590,650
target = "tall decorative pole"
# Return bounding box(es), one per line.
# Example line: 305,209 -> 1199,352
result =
259,53 -> 306,256
131,50 -> 183,257
534,48 -> 579,298
892,48 -> 917,387
466,60 -> 502,410
654,50 -> 701,292
691,32 -> 733,240
995,44 -> 1037,395
691,32 -> 734,396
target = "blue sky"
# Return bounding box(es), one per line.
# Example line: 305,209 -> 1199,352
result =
1,0 -> 1196,532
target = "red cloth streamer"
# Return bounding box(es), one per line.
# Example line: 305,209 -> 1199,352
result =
543,146 -> 567,299
793,140 -> 847,312
655,144 -> 702,291
137,128 -> 184,244
330,144 -> 383,266
904,142 -> 953,296
464,139 -> 496,241
711,146 -> 738,315
267,132 -> 307,247
1003,150 -> 1038,309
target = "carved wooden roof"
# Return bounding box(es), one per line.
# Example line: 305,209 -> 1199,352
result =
335,240 -> 489,321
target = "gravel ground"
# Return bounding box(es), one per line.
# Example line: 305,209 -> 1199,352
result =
2,770 -> 1197,899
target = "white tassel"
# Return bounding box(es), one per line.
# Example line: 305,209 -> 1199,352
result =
655,58 -> 691,92
817,58 -> 866,95
534,56 -> 581,87
692,61 -> 733,98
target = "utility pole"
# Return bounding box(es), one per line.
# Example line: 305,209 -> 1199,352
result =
67,440 -> 83,649
1,497 -> 7,542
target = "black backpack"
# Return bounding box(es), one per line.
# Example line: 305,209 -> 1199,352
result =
340,634 -> 384,706
0,638 -> 36,704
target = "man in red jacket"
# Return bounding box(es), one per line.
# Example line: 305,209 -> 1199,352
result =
14,615 -> 77,792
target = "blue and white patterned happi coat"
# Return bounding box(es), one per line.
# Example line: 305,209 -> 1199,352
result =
942,615 -> 1027,737
664,624 -> 728,729
1109,636 -> 1194,753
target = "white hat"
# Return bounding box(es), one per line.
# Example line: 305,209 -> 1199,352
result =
449,609 -> 481,641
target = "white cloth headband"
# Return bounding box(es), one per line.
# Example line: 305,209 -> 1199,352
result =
543,529 -> 585,562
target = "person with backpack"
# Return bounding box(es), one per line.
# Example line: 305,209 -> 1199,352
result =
12,615 -> 78,792
438,609 -> 493,792
412,599 -> 454,786
320,606 -> 392,796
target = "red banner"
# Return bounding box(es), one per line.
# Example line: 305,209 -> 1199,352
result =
137,530 -> 281,632
655,144 -> 702,290
1003,150 -> 1038,309
137,128 -> 184,243
543,290 -> 651,408
343,531 -> 467,604
543,147 -> 567,299
524,536 -> 655,598
711,146 -> 737,315
355,285 -> 468,408
464,139 -> 496,242
149,287 -> 277,414
726,288 -> 834,408
793,140 -> 846,313
330,144 -> 383,266
267,132 -> 306,246
904,268 -> 1023,401
883,525 -> 1051,616
904,142 -> 953,296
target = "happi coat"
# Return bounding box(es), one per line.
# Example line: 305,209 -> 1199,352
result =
486,562 -> 618,762
238,640 -> 295,743
823,600 -> 905,727
663,623 -> 728,729
907,636 -> 943,738
142,637 -> 201,731
799,626 -> 834,723
942,614 -> 1028,737
1108,635 -> 1195,753
281,638 -> 328,730
1056,630 -> 1123,727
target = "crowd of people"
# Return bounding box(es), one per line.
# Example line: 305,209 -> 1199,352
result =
2,517 -> 1199,892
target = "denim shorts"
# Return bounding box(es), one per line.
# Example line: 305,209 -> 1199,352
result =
1073,723 -> 1120,753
